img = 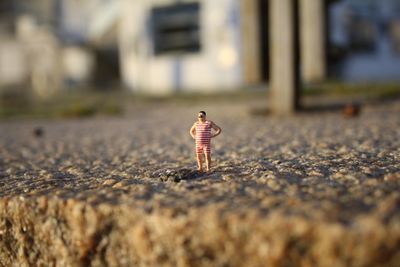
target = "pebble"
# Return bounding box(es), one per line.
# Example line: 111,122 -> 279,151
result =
102,179 -> 118,186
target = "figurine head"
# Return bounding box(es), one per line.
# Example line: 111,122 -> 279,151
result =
198,111 -> 206,122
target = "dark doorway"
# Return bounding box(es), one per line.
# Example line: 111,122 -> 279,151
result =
325,0 -> 347,79
258,0 -> 269,82
93,48 -> 120,89
293,0 -> 301,110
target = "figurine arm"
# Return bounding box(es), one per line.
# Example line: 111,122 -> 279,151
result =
210,121 -> 221,138
190,123 -> 196,139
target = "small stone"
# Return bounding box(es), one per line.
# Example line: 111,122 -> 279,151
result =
112,181 -> 127,188
159,168 -> 200,183
342,103 -> 361,118
308,170 -> 323,177
102,179 -> 117,186
33,126 -> 44,137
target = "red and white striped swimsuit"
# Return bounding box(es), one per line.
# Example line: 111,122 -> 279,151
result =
195,120 -> 212,154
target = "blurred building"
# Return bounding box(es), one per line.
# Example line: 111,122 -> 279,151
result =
108,0 -> 400,93
0,0 -> 120,96
0,0 -> 61,97
119,0 -> 243,94
1,0 -> 400,97
328,0 -> 400,81
59,0 -> 120,88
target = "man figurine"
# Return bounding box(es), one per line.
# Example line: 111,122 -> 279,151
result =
190,111 -> 222,172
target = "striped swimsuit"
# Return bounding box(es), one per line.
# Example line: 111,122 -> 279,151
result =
195,120 -> 212,154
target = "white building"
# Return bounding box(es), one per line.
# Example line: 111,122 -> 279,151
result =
118,0 -> 244,94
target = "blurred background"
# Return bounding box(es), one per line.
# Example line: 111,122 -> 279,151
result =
0,0 -> 399,118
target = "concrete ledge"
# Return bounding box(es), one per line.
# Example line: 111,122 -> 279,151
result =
1,196 -> 399,267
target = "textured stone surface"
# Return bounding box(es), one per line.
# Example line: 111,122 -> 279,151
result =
0,99 -> 399,266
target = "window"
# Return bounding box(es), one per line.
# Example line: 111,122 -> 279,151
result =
151,2 -> 201,55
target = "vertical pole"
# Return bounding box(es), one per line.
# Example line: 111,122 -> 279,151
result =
300,0 -> 326,83
240,0 -> 261,85
269,0 -> 299,114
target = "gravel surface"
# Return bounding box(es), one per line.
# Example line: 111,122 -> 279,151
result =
0,98 -> 399,266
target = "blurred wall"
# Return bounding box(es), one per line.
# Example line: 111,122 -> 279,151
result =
119,0 -> 243,94
0,39 -> 27,87
0,14 -> 61,98
328,0 -> 400,82
2,0 -> 400,97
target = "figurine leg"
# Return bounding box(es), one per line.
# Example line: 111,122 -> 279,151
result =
205,153 -> 211,172
196,153 -> 203,172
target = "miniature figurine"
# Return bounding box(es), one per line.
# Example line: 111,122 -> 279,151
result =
190,111 -> 222,172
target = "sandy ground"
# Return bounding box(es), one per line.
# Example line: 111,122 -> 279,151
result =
0,97 -> 399,266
